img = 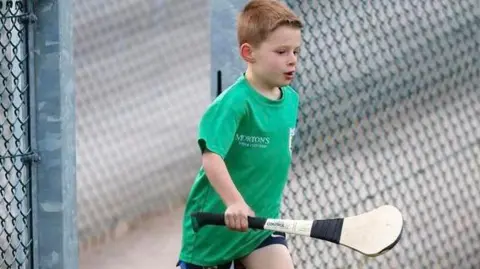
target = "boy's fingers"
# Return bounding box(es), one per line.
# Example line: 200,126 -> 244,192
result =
226,217 -> 232,229
232,215 -> 238,230
234,215 -> 241,230
233,213 -> 244,231
241,216 -> 248,231
224,208 -> 253,232
226,214 -> 235,230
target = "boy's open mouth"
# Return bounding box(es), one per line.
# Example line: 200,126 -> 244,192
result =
284,71 -> 295,79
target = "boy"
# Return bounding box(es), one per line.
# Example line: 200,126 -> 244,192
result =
177,0 -> 303,268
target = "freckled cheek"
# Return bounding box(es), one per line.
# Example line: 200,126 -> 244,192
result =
256,54 -> 282,74
264,57 -> 284,71
257,59 -> 273,72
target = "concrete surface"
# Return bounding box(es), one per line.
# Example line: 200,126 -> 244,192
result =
79,206 -> 184,269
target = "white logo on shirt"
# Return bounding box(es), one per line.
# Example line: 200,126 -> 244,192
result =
235,134 -> 270,148
289,128 -> 296,154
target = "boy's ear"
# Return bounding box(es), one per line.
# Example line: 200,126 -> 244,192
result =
240,43 -> 256,63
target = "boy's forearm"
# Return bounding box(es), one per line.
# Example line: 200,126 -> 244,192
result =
202,151 -> 244,206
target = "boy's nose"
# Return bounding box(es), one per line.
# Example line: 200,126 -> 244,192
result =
288,53 -> 297,65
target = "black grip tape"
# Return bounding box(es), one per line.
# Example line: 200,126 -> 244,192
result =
310,218 -> 344,243
191,212 -> 267,232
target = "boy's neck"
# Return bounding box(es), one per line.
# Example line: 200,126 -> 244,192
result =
245,67 -> 281,100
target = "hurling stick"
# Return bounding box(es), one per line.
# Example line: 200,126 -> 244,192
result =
191,205 -> 403,256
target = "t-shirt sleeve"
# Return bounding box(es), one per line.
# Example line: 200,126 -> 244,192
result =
197,91 -> 245,158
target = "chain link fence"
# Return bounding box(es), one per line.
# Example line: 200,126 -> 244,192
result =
73,0 -> 480,268
0,0 -> 32,268
281,0 -> 480,268
75,0 -> 210,246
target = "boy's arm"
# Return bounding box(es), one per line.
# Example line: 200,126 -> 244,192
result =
201,150 -> 244,206
196,89 -> 254,231
201,150 -> 254,232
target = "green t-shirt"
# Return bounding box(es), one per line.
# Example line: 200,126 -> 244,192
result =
178,74 -> 299,266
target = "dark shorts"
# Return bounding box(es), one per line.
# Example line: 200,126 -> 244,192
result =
177,232 -> 287,269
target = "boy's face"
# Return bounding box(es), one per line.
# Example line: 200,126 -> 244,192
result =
245,25 -> 302,89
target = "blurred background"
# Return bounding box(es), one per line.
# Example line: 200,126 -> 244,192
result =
1,0 -> 479,268
74,0 -> 211,267
75,0 -> 209,246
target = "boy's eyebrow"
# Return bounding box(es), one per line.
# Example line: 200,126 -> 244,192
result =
274,45 -> 301,50
275,43 -> 301,48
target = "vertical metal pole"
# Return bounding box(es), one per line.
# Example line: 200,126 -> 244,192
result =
210,0 -> 248,100
26,0 -> 37,268
31,0 -> 78,268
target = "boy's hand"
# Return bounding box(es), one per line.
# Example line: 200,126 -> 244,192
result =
224,201 -> 255,232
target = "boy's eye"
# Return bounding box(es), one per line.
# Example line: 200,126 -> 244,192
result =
276,50 -> 300,55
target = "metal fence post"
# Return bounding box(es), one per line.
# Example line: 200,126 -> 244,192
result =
210,0 -> 248,99
30,0 -> 78,268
